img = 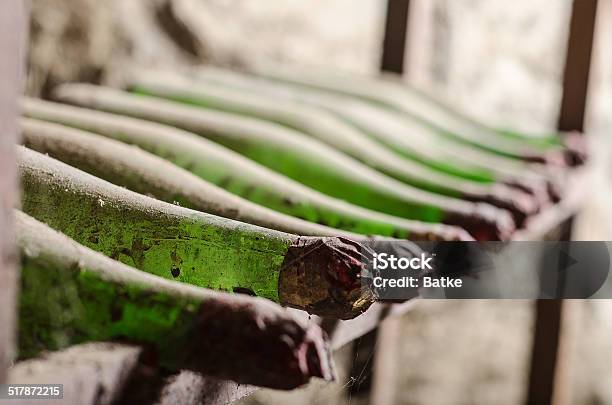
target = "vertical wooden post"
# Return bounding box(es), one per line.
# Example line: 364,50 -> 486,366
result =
369,313 -> 403,405
527,2 -> 598,405
557,0 -> 599,132
0,0 -> 26,383
380,0 -> 411,74
526,300 -> 565,405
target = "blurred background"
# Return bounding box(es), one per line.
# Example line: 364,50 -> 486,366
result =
22,0 -> 612,404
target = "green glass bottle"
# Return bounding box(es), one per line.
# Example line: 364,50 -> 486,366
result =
21,117 -> 360,239
51,86 -> 515,240
19,146 -> 373,319
248,65 -> 569,164
16,211 -> 334,389
127,69 -> 540,225
189,67 -> 559,205
23,98 -> 474,242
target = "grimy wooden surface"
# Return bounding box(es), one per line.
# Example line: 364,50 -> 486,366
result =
6,343 -> 144,405
557,0 -> 599,133
0,0 -> 26,384
380,0 -> 410,74
527,1 -> 598,405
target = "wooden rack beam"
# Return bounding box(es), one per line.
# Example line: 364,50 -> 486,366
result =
557,0 -> 599,132
527,1 -> 599,405
0,0 -> 26,384
380,0 -> 410,74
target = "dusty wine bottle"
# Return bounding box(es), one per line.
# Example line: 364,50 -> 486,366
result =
135,68 -> 525,182
22,98 -> 474,241
15,210 -> 334,389
51,85 -> 515,240
189,67 -> 560,205
127,69 -> 540,225
18,146 -> 374,319
20,117 -> 361,238
247,64 -> 569,165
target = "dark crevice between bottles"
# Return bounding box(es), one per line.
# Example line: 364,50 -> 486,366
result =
233,286 -> 256,296
443,210 -> 515,241
461,192 -> 536,229
562,132 -> 587,166
113,346 -> 166,405
503,179 -> 558,205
